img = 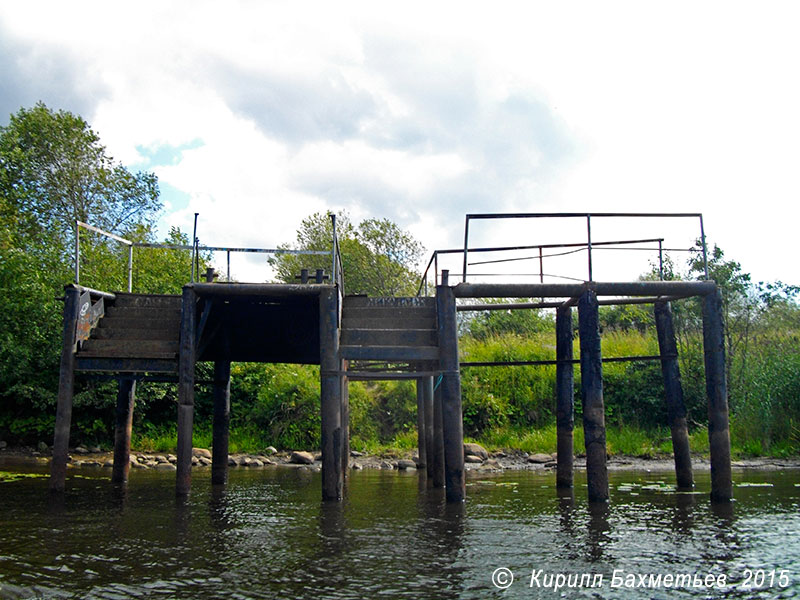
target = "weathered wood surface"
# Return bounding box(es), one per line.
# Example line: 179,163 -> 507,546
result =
176,286 -> 197,495
50,286 -> 81,492
556,305 -> 574,489
112,377 -> 136,484
703,289 -> 733,501
655,301 -> 694,489
578,290 -> 609,502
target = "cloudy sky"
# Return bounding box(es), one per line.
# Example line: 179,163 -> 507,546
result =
2,1 -> 798,285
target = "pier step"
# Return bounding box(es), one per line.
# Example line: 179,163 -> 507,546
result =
340,296 -> 438,363
75,293 -> 181,373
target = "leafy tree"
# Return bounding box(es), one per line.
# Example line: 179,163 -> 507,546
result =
0,102 -> 159,257
270,211 -> 424,296
0,103 -> 163,444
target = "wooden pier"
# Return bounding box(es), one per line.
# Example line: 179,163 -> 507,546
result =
50,273 -> 733,504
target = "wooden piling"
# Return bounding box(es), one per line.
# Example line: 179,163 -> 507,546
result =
341,359 -> 350,480
50,286 -> 81,492
176,286 -> 197,496
702,288 -> 733,501
423,375 -> 434,482
437,284 -> 465,503
320,287 -> 343,501
556,305 -> 574,488
578,290 -> 609,502
416,378 -> 427,469
211,359 -> 231,485
431,381 -> 446,488
111,377 -> 136,484
654,301 -> 694,489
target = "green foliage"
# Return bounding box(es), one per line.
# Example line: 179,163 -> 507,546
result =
270,211 -> 424,296
465,301 -> 554,339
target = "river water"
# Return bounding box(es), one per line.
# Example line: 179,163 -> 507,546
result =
0,459 -> 798,599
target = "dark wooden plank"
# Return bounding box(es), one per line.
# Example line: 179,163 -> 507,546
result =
92,327 -> 179,341
105,306 -> 181,319
340,328 -> 437,347
341,306 -> 436,320
341,316 -> 436,330
79,339 -> 179,357
99,317 -> 180,330
343,296 -> 435,308
113,293 -> 181,308
75,357 -> 178,373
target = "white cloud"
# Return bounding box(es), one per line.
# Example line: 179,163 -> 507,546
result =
1,0 -> 799,284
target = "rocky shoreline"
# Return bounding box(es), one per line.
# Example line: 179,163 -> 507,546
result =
2,441 -> 799,474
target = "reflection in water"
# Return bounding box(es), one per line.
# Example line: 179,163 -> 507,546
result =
586,500 -> 611,563
0,464 -> 798,599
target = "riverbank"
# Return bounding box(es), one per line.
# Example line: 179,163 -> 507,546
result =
2,444 -> 799,474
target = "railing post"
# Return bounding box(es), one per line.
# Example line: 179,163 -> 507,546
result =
50,285 -> 81,492
127,245 -> 133,292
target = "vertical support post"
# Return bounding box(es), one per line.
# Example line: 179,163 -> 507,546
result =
654,301 -> 694,489
176,285 -> 197,495
319,287 -> 343,501
211,359 -> 231,485
431,379 -> 445,488
111,377 -> 136,484
50,286 -> 81,492
437,283 -> 465,502
556,306 -> 574,488
416,377 -> 427,468
703,288 -> 733,501
226,250 -> 231,282
341,359 -> 350,480
578,290 -> 608,502
423,375 -> 435,483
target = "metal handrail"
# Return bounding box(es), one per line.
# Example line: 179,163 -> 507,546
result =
76,219 -> 334,293
460,212 -> 708,283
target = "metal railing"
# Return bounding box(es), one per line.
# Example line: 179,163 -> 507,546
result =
417,212 -> 709,294
75,216 -> 342,293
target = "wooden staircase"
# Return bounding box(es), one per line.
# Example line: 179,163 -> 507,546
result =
75,293 -> 181,374
340,296 -> 439,376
